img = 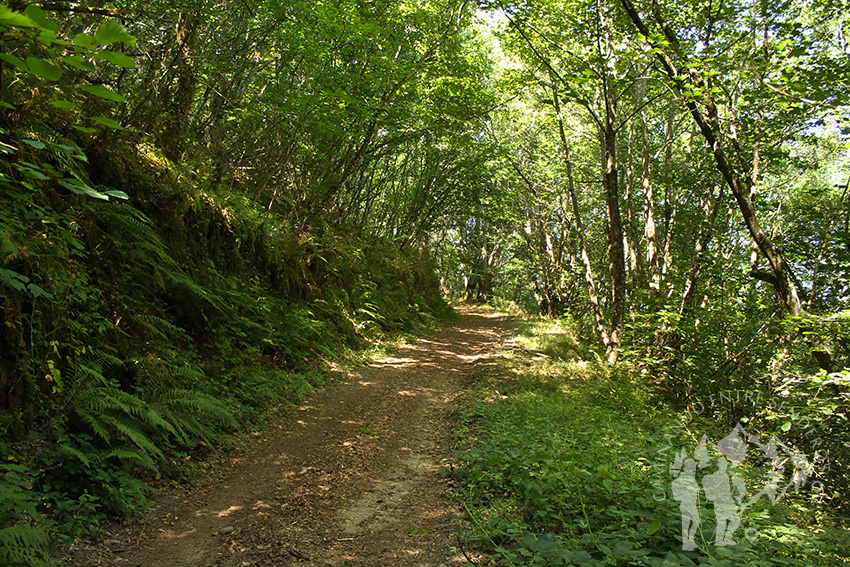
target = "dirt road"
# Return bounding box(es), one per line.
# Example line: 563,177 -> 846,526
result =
90,308 -> 510,567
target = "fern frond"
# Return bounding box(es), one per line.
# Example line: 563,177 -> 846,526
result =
102,447 -> 156,469
161,389 -> 237,428
70,372 -> 173,462
150,388 -> 237,445
75,362 -> 109,386
0,524 -> 52,567
77,408 -> 113,444
137,359 -> 205,393
134,314 -> 184,341
88,201 -> 176,269
92,412 -> 164,460
88,347 -> 123,369
163,269 -> 230,314
161,364 -> 206,385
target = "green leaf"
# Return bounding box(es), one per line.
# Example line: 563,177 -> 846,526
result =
0,5 -> 37,27
62,54 -> 96,71
24,4 -> 58,31
612,540 -> 632,556
0,268 -> 29,292
781,421 -> 792,432
27,282 -> 53,299
78,84 -> 124,102
59,228 -> 84,250
94,20 -> 136,47
675,552 -> 699,566
94,50 -> 135,68
90,116 -> 123,129
73,125 -> 97,134
16,162 -> 50,180
0,101 -> 14,109
22,139 -> 45,149
0,52 -> 27,71
59,178 -> 109,199
38,30 -> 68,46
647,519 -> 660,535
25,56 -> 62,81
50,100 -> 78,110
103,189 -> 129,199
73,33 -> 97,51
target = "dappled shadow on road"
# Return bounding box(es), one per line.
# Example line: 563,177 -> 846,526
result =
97,307 -> 512,567
370,310 -> 511,369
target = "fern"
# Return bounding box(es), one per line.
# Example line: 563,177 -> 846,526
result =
158,362 -> 206,384
133,313 -> 186,342
92,346 -> 124,367
162,269 -> 231,314
87,201 -> 177,272
137,359 -> 206,393
0,524 -> 52,567
67,355 -> 169,465
102,447 -> 153,466
149,388 -> 237,445
161,389 -> 237,428
0,463 -> 52,567
68,352 -> 237,462
73,395 -> 163,467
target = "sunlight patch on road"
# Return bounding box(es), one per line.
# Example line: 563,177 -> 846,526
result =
372,356 -> 417,365
457,353 -> 495,362
215,505 -> 242,517
160,527 -> 197,540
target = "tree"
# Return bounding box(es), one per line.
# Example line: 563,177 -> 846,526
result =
494,0 -> 659,362
617,0 -> 848,316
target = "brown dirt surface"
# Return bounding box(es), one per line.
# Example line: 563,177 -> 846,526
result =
69,307 -> 511,567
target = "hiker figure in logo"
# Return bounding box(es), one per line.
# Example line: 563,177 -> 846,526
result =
702,455 -> 746,545
671,451 -> 700,551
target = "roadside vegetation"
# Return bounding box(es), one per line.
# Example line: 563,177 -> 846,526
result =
452,315 -> 850,566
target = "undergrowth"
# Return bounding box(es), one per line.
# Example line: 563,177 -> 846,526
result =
451,316 -> 850,566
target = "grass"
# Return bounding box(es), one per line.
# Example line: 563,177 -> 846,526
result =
451,316 -> 850,566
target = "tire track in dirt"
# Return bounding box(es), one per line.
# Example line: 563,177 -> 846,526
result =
92,307 -> 510,567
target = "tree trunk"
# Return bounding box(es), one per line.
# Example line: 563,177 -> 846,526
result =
639,99 -> 660,289
680,184 -> 725,315
600,8 -> 627,365
158,11 -> 199,162
625,122 -> 646,286
550,79 -> 611,348
659,97 -> 678,291
603,107 -> 627,364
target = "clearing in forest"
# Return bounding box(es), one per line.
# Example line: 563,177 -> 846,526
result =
83,308 -> 510,567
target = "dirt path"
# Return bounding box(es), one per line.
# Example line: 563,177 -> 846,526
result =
92,308 -> 510,567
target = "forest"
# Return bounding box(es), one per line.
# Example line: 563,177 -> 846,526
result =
0,0 -> 848,564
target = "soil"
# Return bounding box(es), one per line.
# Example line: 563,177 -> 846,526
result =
66,307 -> 511,567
